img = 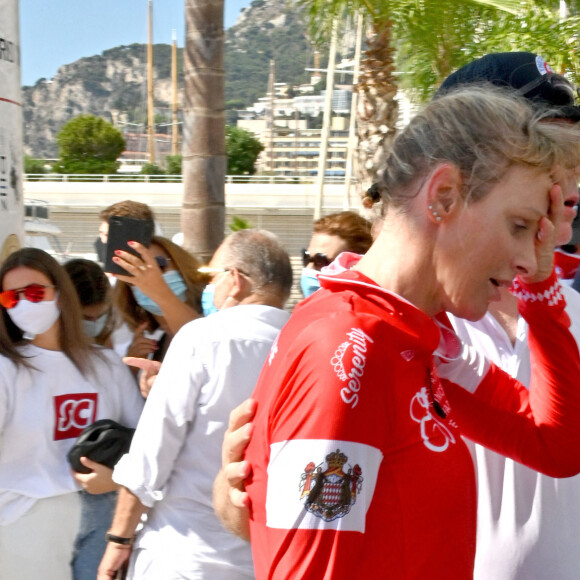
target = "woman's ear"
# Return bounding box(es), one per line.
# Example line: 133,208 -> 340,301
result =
425,164 -> 463,224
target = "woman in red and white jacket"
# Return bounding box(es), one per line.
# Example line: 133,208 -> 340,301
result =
214,87 -> 580,579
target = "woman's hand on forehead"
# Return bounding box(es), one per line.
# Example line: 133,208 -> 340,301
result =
520,183 -> 562,285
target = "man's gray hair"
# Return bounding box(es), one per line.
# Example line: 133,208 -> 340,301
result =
222,229 -> 293,303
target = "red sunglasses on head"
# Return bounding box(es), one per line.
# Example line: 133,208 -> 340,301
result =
0,284 -> 55,309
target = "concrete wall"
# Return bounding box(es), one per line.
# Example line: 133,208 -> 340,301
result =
23,180 -> 358,211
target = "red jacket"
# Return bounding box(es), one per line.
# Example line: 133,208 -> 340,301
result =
245,270 -> 580,579
554,248 -> 580,280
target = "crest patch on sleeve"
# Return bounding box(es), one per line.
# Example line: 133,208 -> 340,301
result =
266,439 -> 383,532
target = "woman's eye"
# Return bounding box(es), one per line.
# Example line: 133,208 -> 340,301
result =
512,221 -> 528,233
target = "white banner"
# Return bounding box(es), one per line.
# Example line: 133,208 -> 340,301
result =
0,0 -> 24,260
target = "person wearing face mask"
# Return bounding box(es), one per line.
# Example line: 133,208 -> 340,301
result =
300,211 -> 373,298
0,248 -> 144,580
64,259 -> 117,347
199,262 -> 231,317
112,236 -> 205,368
63,258 -> 143,580
96,201 -> 158,265
124,261 -> 222,399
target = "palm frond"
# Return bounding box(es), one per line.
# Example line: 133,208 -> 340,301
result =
466,0 -> 520,13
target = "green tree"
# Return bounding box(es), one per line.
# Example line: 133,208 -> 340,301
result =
226,126 -> 264,175
299,0 -> 576,190
23,156 -> 46,174
395,0 -> 580,101
53,115 -> 125,174
165,154 -> 183,175
229,216 -> 254,231
140,163 -> 165,175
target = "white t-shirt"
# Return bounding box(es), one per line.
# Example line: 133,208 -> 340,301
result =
110,320 -> 134,359
0,344 -> 144,525
449,285 -> 580,580
114,304 -> 290,580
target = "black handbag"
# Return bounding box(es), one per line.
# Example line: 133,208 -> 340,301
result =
67,419 -> 135,474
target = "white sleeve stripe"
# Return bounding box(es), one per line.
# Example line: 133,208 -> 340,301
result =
266,439 -> 383,532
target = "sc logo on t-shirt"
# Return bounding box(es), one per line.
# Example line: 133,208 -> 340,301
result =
53,393 -> 98,440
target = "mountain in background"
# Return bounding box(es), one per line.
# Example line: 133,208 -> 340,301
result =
22,0 -> 315,159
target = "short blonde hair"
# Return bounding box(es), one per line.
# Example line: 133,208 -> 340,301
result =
376,85 -> 580,209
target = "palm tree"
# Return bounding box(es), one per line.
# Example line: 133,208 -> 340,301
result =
299,0 -> 576,191
397,0 -> 580,100
182,0 -> 226,263
179,0 -> 579,254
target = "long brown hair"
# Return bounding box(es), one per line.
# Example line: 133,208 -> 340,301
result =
113,236 -> 205,331
0,248 -> 94,374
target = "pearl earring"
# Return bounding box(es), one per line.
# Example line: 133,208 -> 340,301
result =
428,204 -> 442,221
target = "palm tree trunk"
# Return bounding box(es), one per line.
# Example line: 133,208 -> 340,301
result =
355,18 -> 399,194
182,0 -> 226,263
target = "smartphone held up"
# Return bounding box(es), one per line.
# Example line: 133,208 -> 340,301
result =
104,216 -> 154,276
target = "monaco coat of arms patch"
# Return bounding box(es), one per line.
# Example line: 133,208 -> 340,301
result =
299,449 -> 363,522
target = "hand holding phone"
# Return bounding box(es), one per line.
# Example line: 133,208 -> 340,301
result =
104,216 -> 154,275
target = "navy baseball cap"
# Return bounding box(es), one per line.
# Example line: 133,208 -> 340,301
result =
436,52 -> 580,121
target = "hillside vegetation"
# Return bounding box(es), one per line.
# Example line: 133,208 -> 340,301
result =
23,0 -> 314,158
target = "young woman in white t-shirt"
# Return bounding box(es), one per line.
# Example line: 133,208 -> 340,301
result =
0,248 -> 143,580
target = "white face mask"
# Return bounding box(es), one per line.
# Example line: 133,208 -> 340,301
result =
7,297 -> 61,339
82,312 -> 108,338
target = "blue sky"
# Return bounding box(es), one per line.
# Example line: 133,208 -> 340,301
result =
19,0 -> 251,86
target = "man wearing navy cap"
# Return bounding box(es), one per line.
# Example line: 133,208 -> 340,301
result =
556,207 -> 580,282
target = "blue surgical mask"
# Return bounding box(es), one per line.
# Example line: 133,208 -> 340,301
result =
82,312 -> 108,338
163,270 -> 188,299
132,271 -> 188,316
201,284 -> 219,317
300,268 -> 321,298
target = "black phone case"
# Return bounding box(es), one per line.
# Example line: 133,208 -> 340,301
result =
104,216 -> 154,275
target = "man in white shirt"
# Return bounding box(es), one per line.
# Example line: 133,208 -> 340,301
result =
97,229 -> 293,580
440,52 -> 580,579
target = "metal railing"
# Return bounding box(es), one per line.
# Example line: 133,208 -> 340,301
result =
24,173 -> 351,185
25,173 -> 183,183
